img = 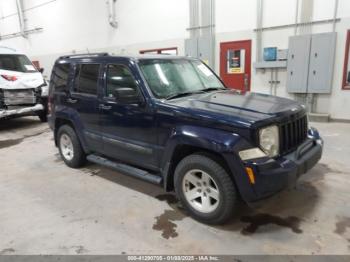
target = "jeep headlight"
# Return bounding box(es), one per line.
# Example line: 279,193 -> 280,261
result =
259,125 -> 279,157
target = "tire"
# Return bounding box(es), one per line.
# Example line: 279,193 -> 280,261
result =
57,125 -> 86,168
174,154 -> 238,225
38,111 -> 48,122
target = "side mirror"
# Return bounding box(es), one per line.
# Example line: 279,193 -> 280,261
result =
113,87 -> 141,104
39,68 -> 44,74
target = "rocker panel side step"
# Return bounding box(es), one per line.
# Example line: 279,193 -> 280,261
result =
87,154 -> 162,185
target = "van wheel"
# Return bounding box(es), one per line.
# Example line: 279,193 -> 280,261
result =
38,111 -> 47,122
174,154 -> 238,225
57,125 -> 86,168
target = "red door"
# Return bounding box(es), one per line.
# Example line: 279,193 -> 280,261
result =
220,40 -> 252,92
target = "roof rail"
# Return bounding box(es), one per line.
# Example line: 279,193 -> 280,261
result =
59,53 -> 109,59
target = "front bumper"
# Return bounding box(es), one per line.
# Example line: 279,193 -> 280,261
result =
232,128 -> 323,203
0,104 -> 44,119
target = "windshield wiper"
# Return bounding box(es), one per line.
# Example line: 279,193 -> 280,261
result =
165,91 -> 204,100
201,87 -> 227,92
165,88 -> 226,100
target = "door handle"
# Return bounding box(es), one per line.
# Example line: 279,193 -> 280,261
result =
67,98 -> 78,104
99,104 -> 112,111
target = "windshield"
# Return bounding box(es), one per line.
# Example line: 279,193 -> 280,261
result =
138,59 -> 225,99
0,54 -> 37,73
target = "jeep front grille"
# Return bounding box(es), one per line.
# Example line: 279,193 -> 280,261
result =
279,115 -> 308,155
3,89 -> 36,106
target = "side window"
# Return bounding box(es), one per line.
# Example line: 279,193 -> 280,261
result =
74,64 -> 100,95
52,63 -> 70,92
106,64 -> 137,98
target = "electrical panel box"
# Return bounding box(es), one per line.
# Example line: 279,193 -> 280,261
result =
185,36 -> 214,67
185,38 -> 198,58
307,32 -> 337,94
198,36 -> 214,66
263,47 -> 277,61
277,49 -> 288,61
287,35 -> 312,93
287,33 -> 337,94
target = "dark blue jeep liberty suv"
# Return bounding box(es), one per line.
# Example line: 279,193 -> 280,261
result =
48,53 -> 323,224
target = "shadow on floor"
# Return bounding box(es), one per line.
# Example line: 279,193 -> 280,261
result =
79,160 -> 331,238
0,117 -> 43,132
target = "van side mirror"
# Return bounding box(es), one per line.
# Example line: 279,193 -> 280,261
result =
39,68 -> 44,74
113,87 -> 141,104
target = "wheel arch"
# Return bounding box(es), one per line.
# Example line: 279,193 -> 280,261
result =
161,126 -> 249,193
54,117 -> 90,153
163,144 -> 235,192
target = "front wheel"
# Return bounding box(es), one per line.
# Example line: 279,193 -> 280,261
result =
38,111 -> 48,122
174,154 -> 238,225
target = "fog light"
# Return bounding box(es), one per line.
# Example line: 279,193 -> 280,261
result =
245,167 -> 255,185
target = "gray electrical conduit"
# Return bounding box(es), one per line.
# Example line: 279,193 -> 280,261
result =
0,0 -> 57,20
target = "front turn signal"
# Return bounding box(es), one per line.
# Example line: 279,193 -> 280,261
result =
245,167 -> 256,185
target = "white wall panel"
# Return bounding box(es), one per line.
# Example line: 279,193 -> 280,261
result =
262,0 -> 297,27
216,0 -> 256,33
0,0 -> 189,55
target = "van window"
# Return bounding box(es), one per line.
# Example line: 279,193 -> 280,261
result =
51,63 -> 70,92
106,64 -> 137,98
0,54 -> 37,73
74,64 -> 100,95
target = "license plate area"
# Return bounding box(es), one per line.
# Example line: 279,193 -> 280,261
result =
3,89 -> 36,105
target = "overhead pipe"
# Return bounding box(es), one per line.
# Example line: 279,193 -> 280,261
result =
332,0 -> 339,32
15,0 -> 26,37
107,0 -> 118,28
294,0 -> 299,35
209,0 -> 215,68
1,0 -> 57,21
256,0 -> 264,62
189,0 -> 200,38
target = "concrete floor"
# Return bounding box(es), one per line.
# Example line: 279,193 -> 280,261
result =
0,117 -> 350,255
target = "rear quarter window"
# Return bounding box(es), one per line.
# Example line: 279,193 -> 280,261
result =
51,63 -> 71,92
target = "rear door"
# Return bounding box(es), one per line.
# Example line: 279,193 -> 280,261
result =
69,63 -> 102,152
220,40 -> 252,92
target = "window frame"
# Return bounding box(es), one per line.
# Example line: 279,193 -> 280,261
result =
103,63 -> 141,101
342,30 -> 350,90
139,47 -> 178,55
72,63 -> 101,97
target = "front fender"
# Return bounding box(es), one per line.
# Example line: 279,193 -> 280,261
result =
161,125 -> 256,201
162,125 -> 250,158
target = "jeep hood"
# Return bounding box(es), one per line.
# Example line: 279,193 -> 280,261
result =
165,90 -> 305,127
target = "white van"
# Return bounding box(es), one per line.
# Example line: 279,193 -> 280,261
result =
0,46 -> 48,122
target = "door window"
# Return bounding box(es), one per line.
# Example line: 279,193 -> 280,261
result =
227,49 -> 245,74
105,64 -> 137,98
74,64 -> 100,95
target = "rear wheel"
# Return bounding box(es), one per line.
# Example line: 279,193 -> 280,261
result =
57,125 -> 86,168
174,154 -> 238,224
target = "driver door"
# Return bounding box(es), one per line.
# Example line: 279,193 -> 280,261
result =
99,62 -> 158,170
